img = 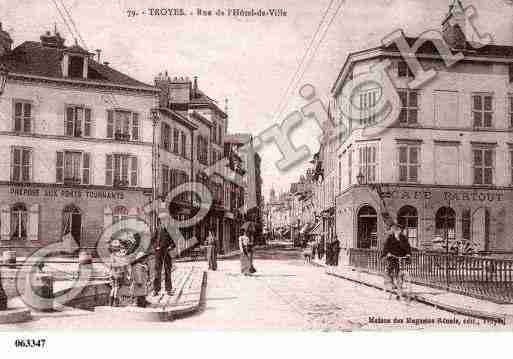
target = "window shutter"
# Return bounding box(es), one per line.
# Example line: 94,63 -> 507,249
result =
23,103 -> 32,133
0,205 -> 10,240
22,149 -> 31,182
84,108 -> 92,137
132,113 -> 139,140
65,107 -> 74,136
106,154 -> 113,185
28,204 -> 39,241
106,110 -> 114,138
130,156 -> 138,186
14,102 -> 22,131
56,151 -> 64,183
82,153 -> 90,185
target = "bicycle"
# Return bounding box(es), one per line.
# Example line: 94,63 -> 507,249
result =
383,254 -> 412,303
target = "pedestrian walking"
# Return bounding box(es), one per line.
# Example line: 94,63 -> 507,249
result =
331,236 -> 340,267
311,240 -> 317,259
153,214 -> 176,296
239,229 -> 252,276
248,232 -> 257,273
206,229 -> 218,271
108,240 -> 129,307
381,223 -> 412,300
130,252 -> 150,308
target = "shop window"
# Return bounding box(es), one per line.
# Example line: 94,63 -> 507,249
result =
357,205 -> 377,249
106,154 -> 138,187
11,203 -> 28,240
56,151 -> 90,185
112,206 -> 128,225
435,206 -> 456,246
398,89 -> 419,125
473,147 -> 494,185
397,206 -> 418,248
65,106 -> 92,137
106,110 -> 139,141
398,144 -> 420,183
13,100 -> 32,133
11,147 -> 32,183
462,209 -> 471,241
62,205 -> 82,246
472,93 -> 493,128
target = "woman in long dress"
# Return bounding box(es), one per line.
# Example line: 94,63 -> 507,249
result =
239,229 -> 252,275
206,230 -> 218,271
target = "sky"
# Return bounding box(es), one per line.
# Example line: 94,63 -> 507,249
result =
1,0 -> 513,200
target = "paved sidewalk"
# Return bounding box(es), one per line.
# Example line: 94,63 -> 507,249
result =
313,259 -> 513,324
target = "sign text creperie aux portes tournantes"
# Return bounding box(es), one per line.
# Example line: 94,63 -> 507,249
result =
9,186 -> 125,200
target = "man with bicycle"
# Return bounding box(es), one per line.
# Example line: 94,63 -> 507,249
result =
381,223 -> 412,300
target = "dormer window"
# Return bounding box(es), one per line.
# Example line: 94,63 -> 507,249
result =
69,56 -> 84,78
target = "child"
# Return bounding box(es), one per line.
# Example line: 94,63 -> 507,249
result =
130,252 -> 150,308
108,240 -> 129,307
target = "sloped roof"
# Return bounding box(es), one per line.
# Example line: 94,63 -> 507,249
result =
0,41 -> 155,90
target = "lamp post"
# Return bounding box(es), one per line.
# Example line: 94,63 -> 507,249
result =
0,64 -> 9,310
150,108 -> 160,238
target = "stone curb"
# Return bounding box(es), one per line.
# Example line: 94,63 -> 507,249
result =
325,267 -> 511,324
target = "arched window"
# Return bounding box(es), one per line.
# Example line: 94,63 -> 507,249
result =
397,205 -> 418,248
11,203 -> 28,240
357,205 -> 377,249
63,205 -> 82,245
435,206 -> 456,245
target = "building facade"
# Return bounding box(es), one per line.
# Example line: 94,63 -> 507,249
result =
332,3 -> 513,257
0,28 -> 158,255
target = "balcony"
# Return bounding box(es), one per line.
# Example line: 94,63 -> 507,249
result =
114,132 -> 131,141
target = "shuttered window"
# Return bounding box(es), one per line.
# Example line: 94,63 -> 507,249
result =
14,101 -> 32,133
472,94 -> 493,128
56,151 -> 90,184
398,145 -> 420,183
11,147 -> 31,182
473,147 -> 494,185
106,154 -> 138,187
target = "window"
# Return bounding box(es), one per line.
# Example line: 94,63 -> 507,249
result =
212,123 -> 217,144
11,203 -> 28,240
397,206 -> 418,248
112,206 -> 128,225
472,94 -> 493,128
170,169 -> 189,202
358,145 -> 377,183
105,154 -> 138,187
473,147 -> 494,185
398,60 -> 414,78
65,106 -> 91,137
435,206 -> 456,245
173,128 -> 179,154
197,135 -> 208,165
181,132 -> 187,158
62,205 -> 82,244
218,124 -> 222,145
69,56 -> 84,78
462,209 -> 471,241
56,151 -> 91,185
161,123 -> 171,151
107,110 -> 139,141
359,89 -> 379,126
11,147 -> 31,182
398,89 -> 419,125
162,165 -> 170,195
398,144 -> 420,183
14,101 -> 32,133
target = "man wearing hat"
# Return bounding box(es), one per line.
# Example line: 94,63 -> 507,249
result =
153,213 -> 175,296
380,222 -> 411,299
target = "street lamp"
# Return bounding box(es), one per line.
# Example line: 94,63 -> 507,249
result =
0,64 -> 8,310
150,108 -> 160,237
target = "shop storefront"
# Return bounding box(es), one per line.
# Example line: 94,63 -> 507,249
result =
0,183 -> 151,256
336,185 -> 513,258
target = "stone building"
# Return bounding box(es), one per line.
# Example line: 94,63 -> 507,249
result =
331,2 -> 513,256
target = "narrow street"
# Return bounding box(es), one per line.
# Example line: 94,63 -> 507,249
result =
4,242 -> 497,331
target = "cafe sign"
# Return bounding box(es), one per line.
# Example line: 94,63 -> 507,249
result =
383,189 -> 505,202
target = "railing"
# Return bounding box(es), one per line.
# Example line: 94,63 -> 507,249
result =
349,248 -> 513,304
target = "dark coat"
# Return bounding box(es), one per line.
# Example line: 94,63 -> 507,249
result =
155,226 -> 174,252
381,233 -> 411,258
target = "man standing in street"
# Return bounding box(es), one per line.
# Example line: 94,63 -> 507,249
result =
153,214 -> 175,297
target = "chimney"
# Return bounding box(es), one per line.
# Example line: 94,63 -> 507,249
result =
0,22 -> 13,57
40,29 -> 66,48
95,49 -> 101,62
442,0 -> 466,50
193,76 -> 198,98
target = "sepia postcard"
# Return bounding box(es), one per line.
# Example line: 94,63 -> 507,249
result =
1,0 -> 513,351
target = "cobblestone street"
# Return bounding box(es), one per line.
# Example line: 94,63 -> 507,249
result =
2,243 -> 506,331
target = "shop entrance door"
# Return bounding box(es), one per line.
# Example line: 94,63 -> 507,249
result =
357,206 -> 377,249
